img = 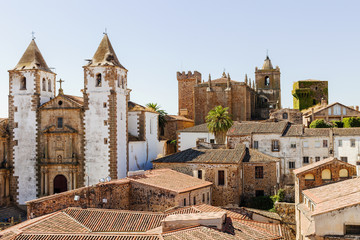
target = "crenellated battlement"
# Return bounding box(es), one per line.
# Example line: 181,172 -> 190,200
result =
176,71 -> 202,81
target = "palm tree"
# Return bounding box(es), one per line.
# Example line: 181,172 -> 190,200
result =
206,105 -> 233,144
146,103 -> 167,135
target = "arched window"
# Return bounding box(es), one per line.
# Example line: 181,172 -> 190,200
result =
48,79 -> 52,92
20,77 -> 26,90
42,78 -> 46,91
283,112 -> 288,119
264,76 -> 270,86
339,169 -> 349,178
53,175 -> 67,193
305,173 -> 314,181
321,169 -> 331,180
96,73 -> 102,87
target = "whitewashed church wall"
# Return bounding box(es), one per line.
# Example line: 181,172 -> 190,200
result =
128,112 -> 139,137
39,71 -> 55,105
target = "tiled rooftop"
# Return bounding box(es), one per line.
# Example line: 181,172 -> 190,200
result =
152,144 -> 246,164
126,169 -> 212,193
178,123 -> 209,133
303,177 -> 360,216
0,204 -> 292,240
227,121 -> 289,136
292,157 -> 355,175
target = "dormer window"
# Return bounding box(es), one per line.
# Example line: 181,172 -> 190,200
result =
96,73 -> 102,87
265,76 -> 270,86
42,78 -> 46,91
20,77 -> 26,90
48,79 -> 52,92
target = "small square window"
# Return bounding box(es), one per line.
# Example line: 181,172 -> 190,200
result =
323,140 -> 328,148
290,143 -> 296,148
272,140 -> 280,152
341,157 -> 348,162
253,141 -> 259,149
303,141 -> 309,148
210,139 -> 215,144
351,139 -> 356,147
288,162 -> 295,169
303,157 -> 309,164
104,138 -> 108,144
315,157 -> 320,162
104,120 -> 108,126
338,140 -> 343,147
103,102 -> 107,108
255,166 -> 264,179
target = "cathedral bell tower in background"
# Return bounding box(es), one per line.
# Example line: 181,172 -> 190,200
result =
8,39 -> 56,204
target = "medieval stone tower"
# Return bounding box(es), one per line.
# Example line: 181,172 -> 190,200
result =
9,40 -> 56,204
177,71 -> 202,120
83,34 -> 128,185
255,55 -> 281,119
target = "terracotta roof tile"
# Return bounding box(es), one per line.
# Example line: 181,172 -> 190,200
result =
127,169 -> 212,193
292,157 -> 355,175
152,144 -> 246,164
178,123 -> 209,133
227,121 -> 289,136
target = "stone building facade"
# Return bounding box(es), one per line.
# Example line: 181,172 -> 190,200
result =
153,144 -> 280,207
292,79 -> 328,111
269,108 -> 303,124
177,56 -> 281,124
1,35 -> 165,206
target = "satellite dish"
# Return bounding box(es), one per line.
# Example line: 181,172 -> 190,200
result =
99,178 -> 105,183
106,176 -> 111,182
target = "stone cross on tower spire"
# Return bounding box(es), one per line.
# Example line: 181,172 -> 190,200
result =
57,79 -> 64,95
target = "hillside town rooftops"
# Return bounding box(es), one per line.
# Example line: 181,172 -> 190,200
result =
0,204 -> 293,240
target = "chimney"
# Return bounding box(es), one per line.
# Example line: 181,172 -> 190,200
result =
161,212 -> 227,232
321,98 -> 327,106
356,106 -> 359,111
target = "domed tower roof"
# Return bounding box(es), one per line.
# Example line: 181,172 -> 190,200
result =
14,39 -> 52,72
87,34 -> 126,69
262,55 -> 273,70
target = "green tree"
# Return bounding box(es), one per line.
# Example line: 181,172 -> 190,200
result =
343,117 -> 360,128
309,119 -> 331,128
331,120 -> 344,128
206,105 -> 233,144
146,103 -> 167,135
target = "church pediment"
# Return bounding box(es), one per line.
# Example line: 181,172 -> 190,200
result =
42,124 -> 78,134
39,94 -> 83,110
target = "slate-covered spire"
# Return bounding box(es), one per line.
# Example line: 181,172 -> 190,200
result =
88,34 -> 126,69
14,39 -> 52,72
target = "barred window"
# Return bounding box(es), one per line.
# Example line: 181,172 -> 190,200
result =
254,141 -> 259,149
272,140 -> 280,152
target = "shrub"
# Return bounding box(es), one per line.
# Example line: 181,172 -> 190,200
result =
343,117 -> 360,128
309,119 -> 331,128
331,120 -> 344,128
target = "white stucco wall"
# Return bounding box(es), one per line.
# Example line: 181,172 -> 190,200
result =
84,67 -> 111,185
334,136 -> 360,166
39,71 -> 55,105
116,69 -> 127,179
178,132 -> 215,151
11,70 -> 54,204
314,205 -> 360,236
128,112 -> 139,137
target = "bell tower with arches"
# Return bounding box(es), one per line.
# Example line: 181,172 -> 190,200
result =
255,55 -> 281,119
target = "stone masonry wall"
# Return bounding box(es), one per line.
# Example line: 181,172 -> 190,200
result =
177,71 -> 201,120
26,180 -> 130,219
153,162 -> 241,207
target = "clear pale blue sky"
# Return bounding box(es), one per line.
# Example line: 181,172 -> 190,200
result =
0,0 -> 359,117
